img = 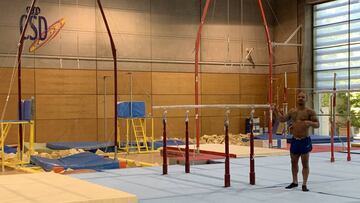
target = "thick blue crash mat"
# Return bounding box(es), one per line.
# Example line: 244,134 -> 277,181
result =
30,152 -> 119,171
46,141 -> 113,151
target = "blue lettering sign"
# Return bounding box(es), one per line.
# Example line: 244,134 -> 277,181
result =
19,7 -> 48,41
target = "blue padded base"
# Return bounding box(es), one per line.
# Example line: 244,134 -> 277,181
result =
30,152 -> 119,171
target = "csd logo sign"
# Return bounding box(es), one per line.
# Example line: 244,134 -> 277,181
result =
19,7 -> 48,41
19,6 -> 65,52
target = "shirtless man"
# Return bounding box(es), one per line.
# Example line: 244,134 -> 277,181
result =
274,91 -> 319,192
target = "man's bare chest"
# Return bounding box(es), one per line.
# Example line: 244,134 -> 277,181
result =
291,110 -> 311,121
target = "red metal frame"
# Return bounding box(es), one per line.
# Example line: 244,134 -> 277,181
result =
18,0 -> 37,157
195,0 -> 212,149
96,0 -> 118,152
257,0 -> 273,147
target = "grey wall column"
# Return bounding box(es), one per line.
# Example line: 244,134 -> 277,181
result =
302,3 -> 313,107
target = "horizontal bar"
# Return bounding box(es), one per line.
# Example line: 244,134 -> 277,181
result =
0,53 -> 296,68
152,104 -> 271,110
272,42 -> 302,47
287,87 -> 315,90
0,120 -> 31,124
314,89 -> 360,93
286,88 -> 360,93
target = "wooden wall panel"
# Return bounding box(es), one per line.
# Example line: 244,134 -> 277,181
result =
3,126 -> 20,144
201,95 -> 240,116
0,67 -> 273,142
201,116 -> 241,135
153,117 -> 196,140
96,71 -> 152,95
202,73 -> 240,94
152,72 -> 194,94
0,95 -> 18,120
97,118 -> 115,142
35,69 -> 96,94
0,68 -> 35,94
36,95 -> 97,119
152,95 -> 195,117
118,72 -> 152,95
35,119 -> 98,142
239,74 -> 268,95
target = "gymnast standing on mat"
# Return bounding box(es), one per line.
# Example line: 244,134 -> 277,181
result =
274,90 -> 319,192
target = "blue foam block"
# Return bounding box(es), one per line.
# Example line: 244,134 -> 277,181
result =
131,102 -> 145,117
30,152 -> 119,171
4,145 -> 17,154
21,99 -> 33,120
117,101 -> 145,118
117,102 -> 130,117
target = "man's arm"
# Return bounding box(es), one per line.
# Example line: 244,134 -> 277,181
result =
305,109 -> 319,128
274,107 -> 292,122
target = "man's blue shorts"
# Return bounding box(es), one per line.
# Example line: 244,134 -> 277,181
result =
290,136 -> 312,154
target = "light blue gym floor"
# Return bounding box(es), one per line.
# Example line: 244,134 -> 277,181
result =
72,152 -> 360,203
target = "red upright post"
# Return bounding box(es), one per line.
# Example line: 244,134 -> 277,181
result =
185,111 -> 190,173
330,95 -> 335,162
224,110 -> 230,187
347,119 -> 351,161
162,112 -> 168,175
330,73 -> 336,162
249,110 -> 255,185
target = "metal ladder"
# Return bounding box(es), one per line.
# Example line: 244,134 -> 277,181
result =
131,118 -> 149,152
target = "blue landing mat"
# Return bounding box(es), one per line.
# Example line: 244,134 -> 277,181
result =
46,141 -> 114,151
153,140 -> 187,150
255,134 -> 352,144
30,152 -> 119,171
46,140 -> 188,151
